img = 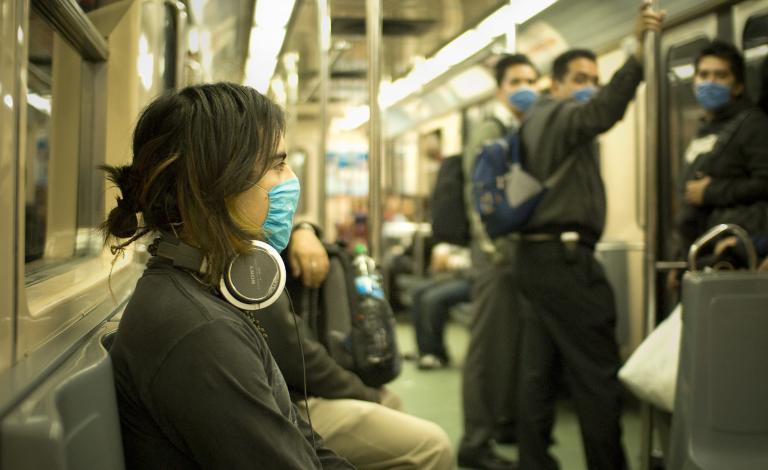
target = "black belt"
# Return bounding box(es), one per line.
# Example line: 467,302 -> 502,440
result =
506,231 -> 596,249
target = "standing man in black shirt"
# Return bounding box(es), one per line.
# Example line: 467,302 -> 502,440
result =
513,4 -> 664,470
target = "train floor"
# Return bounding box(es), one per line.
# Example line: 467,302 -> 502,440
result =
388,320 -> 643,470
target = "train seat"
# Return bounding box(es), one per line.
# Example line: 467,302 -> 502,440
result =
669,271 -> 768,470
1,324 -> 125,470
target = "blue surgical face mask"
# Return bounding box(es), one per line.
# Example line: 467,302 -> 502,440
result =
572,86 -> 597,103
508,88 -> 539,112
695,82 -> 731,111
257,177 -> 300,252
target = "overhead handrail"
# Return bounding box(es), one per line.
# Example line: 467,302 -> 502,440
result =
687,223 -> 758,272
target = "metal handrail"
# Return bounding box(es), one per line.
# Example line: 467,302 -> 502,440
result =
687,223 -> 758,272
32,0 -> 108,62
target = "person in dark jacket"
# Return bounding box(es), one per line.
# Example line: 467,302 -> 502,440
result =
260,225 -> 455,470
671,40 -> 768,279
512,4 -> 664,470
104,83 -> 353,469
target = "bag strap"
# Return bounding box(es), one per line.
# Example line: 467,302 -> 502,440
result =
687,109 -> 752,174
520,101 -> 574,188
711,109 -> 751,156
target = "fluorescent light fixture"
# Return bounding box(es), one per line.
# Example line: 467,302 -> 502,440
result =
189,0 -> 206,21
249,26 -> 286,57
410,57 -> 450,84
27,92 -> 51,114
380,0 -> 559,109
244,55 -> 278,93
332,105 -> 370,131
477,5 -> 513,38
255,0 -> 296,28
671,63 -> 695,80
138,34 -> 154,91
188,27 -> 200,54
447,65 -> 495,101
745,44 -> 768,61
435,29 -> 492,66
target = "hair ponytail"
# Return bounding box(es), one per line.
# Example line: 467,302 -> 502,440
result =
101,164 -> 141,241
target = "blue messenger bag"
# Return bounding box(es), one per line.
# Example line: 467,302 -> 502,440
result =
472,131 -> 576,239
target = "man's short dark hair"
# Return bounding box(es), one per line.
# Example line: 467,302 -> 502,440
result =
694,40 -> 745,85
494,54 -> 538,88
552,49 -> 597,83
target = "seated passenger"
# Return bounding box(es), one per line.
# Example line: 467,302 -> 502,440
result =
104,83 -> 353,469
259,225 -> 456,470
671,40 -> 768,284
410,242 -> 471,369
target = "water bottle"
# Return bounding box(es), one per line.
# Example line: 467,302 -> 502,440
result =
352,244 -> 383,300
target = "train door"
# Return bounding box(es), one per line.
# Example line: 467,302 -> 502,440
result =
658,13 -> 718,315
733,1 -> 768,102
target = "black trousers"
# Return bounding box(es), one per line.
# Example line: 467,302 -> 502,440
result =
460,256 -> 522,450
515,241 -> 626,470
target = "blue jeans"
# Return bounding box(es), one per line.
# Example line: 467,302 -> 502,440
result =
410,276 -> 471,360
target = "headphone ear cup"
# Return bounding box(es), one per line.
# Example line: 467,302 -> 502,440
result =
219,240 -> 286,310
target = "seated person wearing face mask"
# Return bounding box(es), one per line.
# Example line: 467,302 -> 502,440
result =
105,83 -> 353,469
669,40 -> 768,287
260,226 -> 456,470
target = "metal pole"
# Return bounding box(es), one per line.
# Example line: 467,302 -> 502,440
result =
640,1 -> 661,469
316,0 -> 330,231
366,0 -> 382,261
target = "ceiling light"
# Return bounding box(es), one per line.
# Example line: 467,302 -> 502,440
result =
435,29 -> 492,66
27,92 -> 51,114
255,0 -> 296,28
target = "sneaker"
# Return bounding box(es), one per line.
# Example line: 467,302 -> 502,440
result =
417,354 -> 445,370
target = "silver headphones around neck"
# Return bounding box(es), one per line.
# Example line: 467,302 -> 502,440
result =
153,233 -> 285,310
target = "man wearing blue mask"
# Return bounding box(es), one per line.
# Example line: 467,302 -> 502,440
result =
669,40 -> 768,289
458,53 -> 538,470
511,3 -> 664,470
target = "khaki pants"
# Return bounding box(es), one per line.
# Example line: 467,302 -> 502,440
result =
301,390 -> 455,470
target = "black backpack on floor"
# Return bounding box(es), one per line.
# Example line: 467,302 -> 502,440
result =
431,155 -> 470,246
287,242 -> 401,388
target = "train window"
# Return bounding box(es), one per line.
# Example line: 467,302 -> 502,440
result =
138,0 -> 181,104
743,13 -> 768,101
23,7 -> 99,281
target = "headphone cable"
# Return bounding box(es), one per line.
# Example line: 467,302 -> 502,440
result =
285,291 -> 316,450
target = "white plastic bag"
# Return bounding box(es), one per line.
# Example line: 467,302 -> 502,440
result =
618,304 -> 682,412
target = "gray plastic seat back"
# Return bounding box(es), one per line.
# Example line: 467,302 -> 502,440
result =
1,326 -> 125,470
669,272 -> 768,470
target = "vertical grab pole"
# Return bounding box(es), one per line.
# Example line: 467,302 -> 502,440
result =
366,0 -> 383,262
640,1 -> 661,469
317,0 -> 330,231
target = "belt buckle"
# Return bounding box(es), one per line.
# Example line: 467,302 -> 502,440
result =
560,231 -> 579,244
560,232 -> 579,262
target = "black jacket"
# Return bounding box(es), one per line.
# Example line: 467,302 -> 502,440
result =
676,96 -> 768,253
257,290 -> 380,404
110,259 -> 354,470
520,56 -> 644,243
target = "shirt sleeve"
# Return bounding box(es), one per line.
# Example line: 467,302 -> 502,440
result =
145,318 -> 354,469
556,55 -> 644,151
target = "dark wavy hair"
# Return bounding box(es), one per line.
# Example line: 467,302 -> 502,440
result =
494,53 -> 539,88
552,49 -> 597,83
695,40 -> 745,86
101,82 -> 286,285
